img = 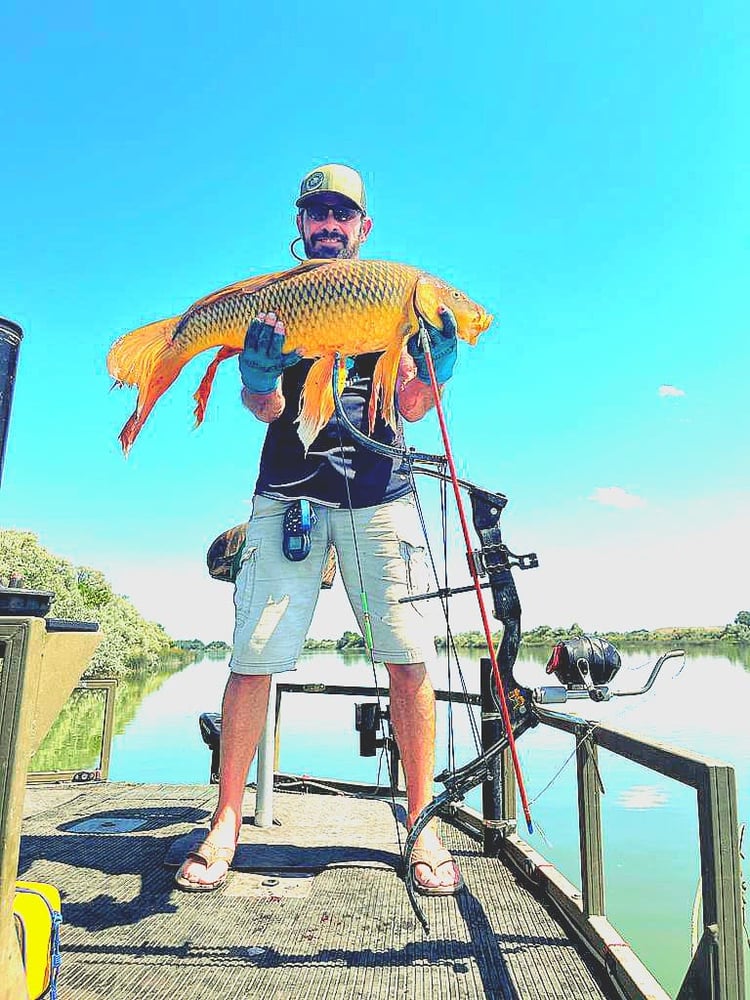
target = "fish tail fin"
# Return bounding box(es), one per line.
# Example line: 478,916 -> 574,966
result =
107,315 -> 185,454
193,346 -> 241,426
369,338 -> 404,434
296,354 -> 338,453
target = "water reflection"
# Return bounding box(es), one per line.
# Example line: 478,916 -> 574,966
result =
29,655 -> 191,774
616,785 -> 669,809
33,642 -> 750,783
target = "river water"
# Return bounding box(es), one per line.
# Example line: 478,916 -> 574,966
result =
33,644 -> 750,996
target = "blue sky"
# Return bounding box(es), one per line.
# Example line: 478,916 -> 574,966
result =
2,1 -> 748,641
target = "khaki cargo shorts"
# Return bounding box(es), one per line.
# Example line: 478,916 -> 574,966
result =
229,494 -> 435,674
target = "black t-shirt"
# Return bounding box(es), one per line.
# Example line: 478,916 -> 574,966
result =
254,353 -> 413,508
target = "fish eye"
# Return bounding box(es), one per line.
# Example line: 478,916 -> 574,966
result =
452,291 -> 460,299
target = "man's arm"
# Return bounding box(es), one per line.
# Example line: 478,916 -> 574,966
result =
398,305 -> 458,422
241,384 -> 286,422
397,353 -> 437,422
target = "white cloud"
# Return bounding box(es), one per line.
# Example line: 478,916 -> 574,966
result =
515,498 -> 750,632
617,785 -> 668,810
658,384 -> 685,397
588,486 -> 646,509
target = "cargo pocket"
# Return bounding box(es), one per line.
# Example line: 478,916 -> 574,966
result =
233,543 -> 259,629
390,498 -> 431,602
399,539 -> 430,601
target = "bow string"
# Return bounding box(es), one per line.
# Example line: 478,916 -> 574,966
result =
331,338 -> 539,934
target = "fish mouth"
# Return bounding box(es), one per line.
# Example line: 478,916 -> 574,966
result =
461,311 -> 493,345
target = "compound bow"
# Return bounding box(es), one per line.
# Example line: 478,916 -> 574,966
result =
331,349 -> 539,932
331,347 -> 680,934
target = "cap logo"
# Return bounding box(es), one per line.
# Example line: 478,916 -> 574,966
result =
302,171 -> 325,194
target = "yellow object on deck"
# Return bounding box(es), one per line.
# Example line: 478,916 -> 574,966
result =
13,882 -> 62,1000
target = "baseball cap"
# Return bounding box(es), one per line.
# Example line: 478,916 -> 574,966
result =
296,163 -> 367,214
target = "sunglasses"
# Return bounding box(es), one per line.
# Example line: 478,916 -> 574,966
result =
304,203 -> 361,223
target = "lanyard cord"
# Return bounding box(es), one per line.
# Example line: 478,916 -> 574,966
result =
328,352 -> 487,786
332,357 -> 405,859
406,467 -> 483,761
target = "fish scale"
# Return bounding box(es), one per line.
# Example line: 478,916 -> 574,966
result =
108,257 -> 492,454
176,260 -> 415,358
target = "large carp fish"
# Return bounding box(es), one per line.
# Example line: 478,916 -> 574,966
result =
107,257 -> 493,454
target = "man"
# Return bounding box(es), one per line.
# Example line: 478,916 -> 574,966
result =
176,164 -> 462,896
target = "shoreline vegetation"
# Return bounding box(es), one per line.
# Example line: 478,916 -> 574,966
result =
3,531 -> 747,679
304,617 -> 750,652
0,529 -> 215,678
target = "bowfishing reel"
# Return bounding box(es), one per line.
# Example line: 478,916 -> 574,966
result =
535,635 -> 684,705
543,636 -> 620,702
547,635 -> 621,688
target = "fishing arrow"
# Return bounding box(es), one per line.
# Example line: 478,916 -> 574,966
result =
415,319 -> 534,835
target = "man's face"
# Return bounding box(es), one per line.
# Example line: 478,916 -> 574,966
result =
296,196 -> 372,259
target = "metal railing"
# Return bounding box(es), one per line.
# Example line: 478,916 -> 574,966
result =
497,705 -> 745,1000
264,667 -> 745,1000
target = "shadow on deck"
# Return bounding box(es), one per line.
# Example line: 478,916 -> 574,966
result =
20,782 -> 613,1000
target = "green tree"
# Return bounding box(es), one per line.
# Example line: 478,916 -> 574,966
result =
336,630 -> 365,650
0,529 -> 172,676
734,611 -> 750,627
77,568 -> 114,608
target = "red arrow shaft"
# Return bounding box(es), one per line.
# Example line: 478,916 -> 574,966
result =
420,341 -> 533,833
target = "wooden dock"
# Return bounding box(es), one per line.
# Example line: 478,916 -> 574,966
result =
20,782 -> 615,1000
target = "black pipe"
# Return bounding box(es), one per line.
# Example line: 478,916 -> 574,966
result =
0,317 -> 23,490
480,656 -> 507,855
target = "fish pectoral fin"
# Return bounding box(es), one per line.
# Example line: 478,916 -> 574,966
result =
193,346 -> 241,426
296,354 -> 338,453
369,338 -> 404,434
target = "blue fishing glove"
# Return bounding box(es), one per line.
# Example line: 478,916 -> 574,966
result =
407,308 -> 458,385
239,315 -> 302,394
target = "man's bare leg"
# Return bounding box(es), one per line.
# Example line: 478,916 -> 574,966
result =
386,662 -> 460,891
176,673 -> 271,887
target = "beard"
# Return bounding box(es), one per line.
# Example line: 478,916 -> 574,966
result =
304,226 -> 362,260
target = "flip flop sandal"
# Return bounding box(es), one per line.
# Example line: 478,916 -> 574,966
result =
174,838 -> 235,892
409,846 -> 465,897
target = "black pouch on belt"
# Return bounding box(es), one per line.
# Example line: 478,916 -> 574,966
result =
282,500 -> 316,561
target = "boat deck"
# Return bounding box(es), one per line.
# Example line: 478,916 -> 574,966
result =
20,781 -> 613,1000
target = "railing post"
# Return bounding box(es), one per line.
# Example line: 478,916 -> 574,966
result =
480,657 -> 514,854
500,746 -> 517,827
575,725 -> 605,918
684,765 -> 745,1000
273,682 -> 283,772
254,677 -> 276,828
